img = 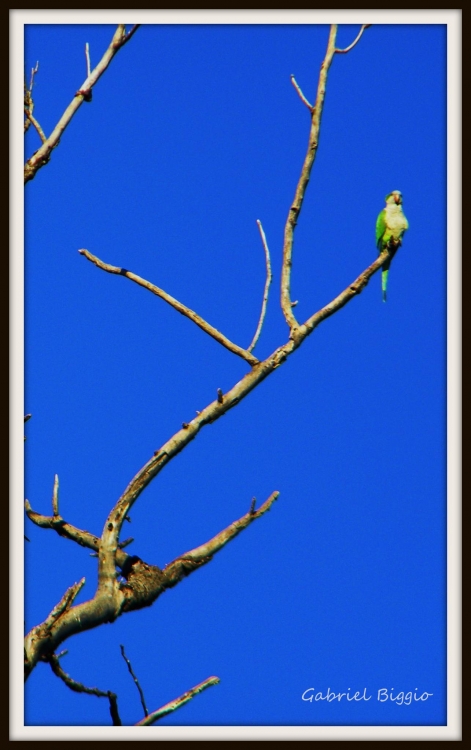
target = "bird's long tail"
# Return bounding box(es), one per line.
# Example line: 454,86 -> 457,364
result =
382,268 -> 388,303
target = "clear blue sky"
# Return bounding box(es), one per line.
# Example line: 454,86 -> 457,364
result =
24,23 -> 446,728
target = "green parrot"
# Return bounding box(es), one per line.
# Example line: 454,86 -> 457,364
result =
375,190 -> 409,302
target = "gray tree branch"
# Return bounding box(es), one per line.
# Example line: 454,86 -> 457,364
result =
24,25 -> 140,184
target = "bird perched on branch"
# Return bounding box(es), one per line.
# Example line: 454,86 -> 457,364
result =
376,190 -> 409,302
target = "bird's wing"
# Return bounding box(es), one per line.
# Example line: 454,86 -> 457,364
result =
375,209 -> 387,249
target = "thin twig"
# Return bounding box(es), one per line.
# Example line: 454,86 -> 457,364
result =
24,64 -> 39,134
49,654 -> 122,725
43,579 -> 86,633
120,645 -> 148,717
29,61 -> 39,93
79,249 -> 259,367
24,109 -> 47,143
135,676 -> 220,726
122,25 -> 140,44
52,474 -> 59,517
118,537 -> 134,549
24,25 -> 140,184
248,221 -> 273,352
335,24 -> 371,54
85,43 -> 91,77
290,74 -> 313,110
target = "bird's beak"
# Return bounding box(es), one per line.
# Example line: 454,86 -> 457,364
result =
394,194 -> 401,204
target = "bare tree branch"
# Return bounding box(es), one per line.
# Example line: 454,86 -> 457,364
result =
290,74 -> 313,110
163,491 -> 279,586
51,474 -> 59,517
302,250 -> 389,332
24,62 -> 39,134
41,579 -> 86,635
24,489 -> 281,674
120,645 -> 148,717
281,25 -> 338,330
118,537 -> 134,549
248,220 -> 273,353
48,654 -> 122,726
122,25 -> 140,45
135,676 -> 220,726
335,24 -> 371,54
85,42 -> 91,78
24,25 -> 140,184
101,248 -> 386,555
29,61 -> 39,94
78,248 -> 260,367
24,498 -> 132,570
24,109 -> 47,143
25,582 -> 123,679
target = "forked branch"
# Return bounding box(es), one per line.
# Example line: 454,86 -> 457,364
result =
280,25 -> 338,329
24,490 -> 280,675
24,25 -> 140,184
281,23 -> 371,330
25,497 -> 132,570
24,62 -> 40,134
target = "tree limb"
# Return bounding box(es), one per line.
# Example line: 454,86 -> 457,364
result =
24,62 -> 39,134
24,109 -> 46,143
120,644 -> 148,717
247,220 -> 273,353
135,676 -> 220,726
24,491 -> 280,673
48,654 -> 122,726
24,25 -> 140,184
290,74 -> 313,110
78,248 -> 260,367
281,25 -> 338,329
163,491 -> 279,587
335,24 -> 371,54
24,498 -> 132,570
101,248 -> 387,552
